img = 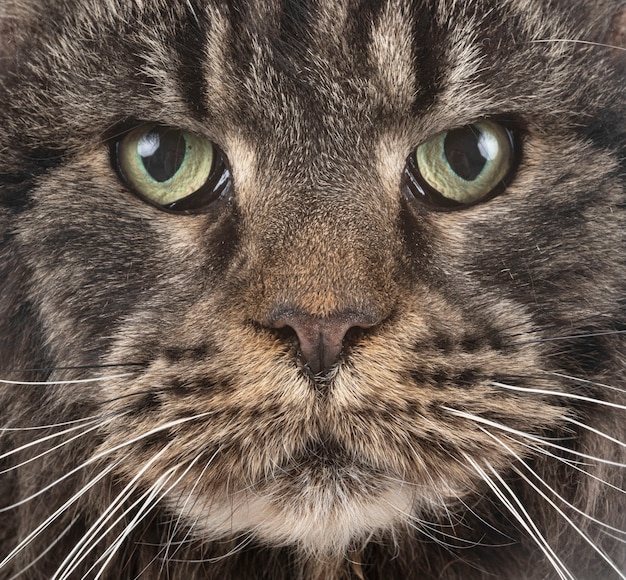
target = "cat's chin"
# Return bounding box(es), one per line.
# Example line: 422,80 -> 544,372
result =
173,483 -> 415,556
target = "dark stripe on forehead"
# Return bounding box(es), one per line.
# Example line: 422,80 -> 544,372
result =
175,1 -> 212,120
276,0 -> 387,50
223,0 -> 388,82
181,0 -> 450,136
408,0 -> 445,113
341,0 -> 390,73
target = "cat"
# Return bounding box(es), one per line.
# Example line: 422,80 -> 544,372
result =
0,0 -> 624,578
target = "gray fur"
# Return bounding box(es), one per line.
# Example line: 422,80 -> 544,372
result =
0,0 -> 625,578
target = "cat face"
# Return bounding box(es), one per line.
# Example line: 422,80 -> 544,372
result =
0,0 -> 624,577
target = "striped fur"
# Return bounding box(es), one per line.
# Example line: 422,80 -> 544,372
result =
0,1 -> 624,578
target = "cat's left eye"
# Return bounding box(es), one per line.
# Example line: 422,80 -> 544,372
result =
402,120 -> 519,210
112,123 -> 231,212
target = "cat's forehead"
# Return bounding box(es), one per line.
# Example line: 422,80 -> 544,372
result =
0,3 -> 528,103
1,0 -> 620,172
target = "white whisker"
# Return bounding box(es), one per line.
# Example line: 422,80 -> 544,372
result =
481,427 -> 626,540
464,455 -> 574,580
405,511 -> 501,549
88,451 -> 206,580
8,517 -> 78,580
456,496 -> 517,542
0,461 -> 119,571
490,381 -> 626,411
443,407 -> 626,468
547,372 -> 626,395
502,435 -> 626,496
566,418 -> 626,449
0,374 -> 132,386
53,444 -> 176,580
166,534 -> 257,565
0,412 -> 215,513
159,447 -> 222,570
87,468 -> 181,580
185,0 -> 200,27
511,466 -> 626,578
0,422 -> 103,476
530,39 -> 625,51
0,418 -> 105,462
0,415 -> 103,431
601,530 -> 626,544
401,516 -> 468,550
508,330 -> 626,347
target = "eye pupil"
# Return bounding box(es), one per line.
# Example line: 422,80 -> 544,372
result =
138,127 -> 187,183
443,126 -> 488,182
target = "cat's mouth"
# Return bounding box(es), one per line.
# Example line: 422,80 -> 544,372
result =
268,438 -> 389,488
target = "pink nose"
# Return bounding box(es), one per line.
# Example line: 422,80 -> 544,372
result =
269,312 -> 377,374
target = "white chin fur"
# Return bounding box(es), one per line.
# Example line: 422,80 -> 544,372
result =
174,485 -> 415,556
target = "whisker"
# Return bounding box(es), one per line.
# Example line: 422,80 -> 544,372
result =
510,464 -> 625,577
86,468 -> 181,580
530,39 -> 625,51
160,448 -> 222,568
481,428 -> 626,540
8,517 -> 78,580
546,372 -> 626,396
129,450 -> 224,577
0,374 -> 132,386
566,418 -> 626,449
0,417 -> 110,465
53,444 -> 176,580
456,496 -> 517,543
401,516 -> 474,551
506,329 -> 626,347
0,422 -> 103,476
464,455 -> 574,580
166,534 -> 257,565
0,411 -> 215,513
87,452 -> 206,580
0,416 -> 104,431
405,511 -> 503,549
490,381 -> 626,411
504,436 -> 626,496
442,407 -> 626,468
0,461 -> 120,571
185,0 -> 200,27
601,530 -> 626,544
0,362 -> 145,374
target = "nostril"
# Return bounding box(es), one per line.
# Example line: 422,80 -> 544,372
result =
267,310 -> 379,375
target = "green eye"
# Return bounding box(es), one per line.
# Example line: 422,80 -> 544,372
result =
114,123 -> 231,212
403,120 -> 518,209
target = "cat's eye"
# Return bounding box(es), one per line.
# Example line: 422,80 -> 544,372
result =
113,123 -> 231,212
402,120 -> 518,210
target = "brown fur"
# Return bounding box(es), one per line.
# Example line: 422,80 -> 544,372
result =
0,0 -> 625,578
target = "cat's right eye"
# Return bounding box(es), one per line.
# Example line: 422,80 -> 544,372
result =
112,123 -> 232,213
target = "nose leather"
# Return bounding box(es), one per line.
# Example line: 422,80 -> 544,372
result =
269,313 -> 376,374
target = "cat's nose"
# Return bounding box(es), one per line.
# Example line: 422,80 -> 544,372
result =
268,312 -> 378,375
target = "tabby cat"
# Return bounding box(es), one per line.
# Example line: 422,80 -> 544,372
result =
0,0 -> 624,578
